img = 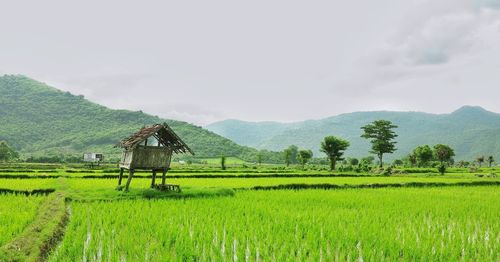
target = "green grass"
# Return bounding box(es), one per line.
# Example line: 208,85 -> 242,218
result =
198,157 -> 249,165
0,194 -> 46,246
65,186 -> 235,202
1,193 -> 68,261
60,176 -> 498,190
0,179 -> 58,191
0,165 -> 498,261
0,165 -> 497,179
49,187 -> 499,261
0,174 -> 497,193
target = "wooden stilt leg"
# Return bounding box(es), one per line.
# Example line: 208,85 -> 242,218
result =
151,169 -> 157,188
161,168 -> 167,186
125,169 -> 134,191
118,168 -> 124,186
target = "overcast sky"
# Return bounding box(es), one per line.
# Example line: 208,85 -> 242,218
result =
1,0 -> 499,125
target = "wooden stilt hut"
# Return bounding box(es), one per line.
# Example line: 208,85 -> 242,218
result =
116,123 -> 194,191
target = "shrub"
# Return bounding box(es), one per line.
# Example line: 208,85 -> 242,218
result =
382,166 -> 394,176
437,164 -> 446,175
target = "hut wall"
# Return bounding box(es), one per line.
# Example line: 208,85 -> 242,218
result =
119,150 -> 134,169
128,146 -> 173,169
84,153 -> 104,162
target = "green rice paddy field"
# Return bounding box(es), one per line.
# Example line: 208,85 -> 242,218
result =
0,166 -> 498,261
0,194 -> 45,246
51,188 -> 499,261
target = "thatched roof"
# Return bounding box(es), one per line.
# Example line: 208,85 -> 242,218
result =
117,123 -> 194,155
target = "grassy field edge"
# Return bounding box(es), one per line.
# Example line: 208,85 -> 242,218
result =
250,180 -> 500,190
0,192 -> 68,262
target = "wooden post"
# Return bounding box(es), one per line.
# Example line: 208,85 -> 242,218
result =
151,169 -> 157,188
161,168 -> 167,186
125,169 -> 134,191
118,168 -> 124,186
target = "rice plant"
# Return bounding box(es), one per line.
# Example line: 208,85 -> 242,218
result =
63,176 -> 499,190
0,194 -> 46,246
50,186 -> 499,261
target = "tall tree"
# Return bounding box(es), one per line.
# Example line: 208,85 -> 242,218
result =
298,149 -> 313,168
487,156 -> 495,167
320,136 -> 350,171
287,145 -> 299,164
413,145 -> 434,167
0,141 -> 18,162
476,156 -> 485,167
220,155 -> 226,170
361,120 -> 398,167
283,149 -> 292,166
433,144 -> 455,165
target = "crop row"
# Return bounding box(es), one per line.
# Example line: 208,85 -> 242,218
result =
0,194 -> 46,246
63,176 -> 499,190
49,187 -> 499,261
0,176 -> 498,192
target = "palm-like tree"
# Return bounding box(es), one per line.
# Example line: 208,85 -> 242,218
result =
487,156 -> 495,167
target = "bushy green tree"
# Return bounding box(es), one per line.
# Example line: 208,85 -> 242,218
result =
393,159 -> 403,166
298,149 -> 313,168
434,144 -> 453,174
349,158 -> 359,166
437,163 -> 447,175
361,120 -> 398,167
320,136 -> 350,171
413,145 -> 434,167
404,153 -> 417,167
0,141 -> 19,162
433,144 -> 455,165
360,156 -> 375,166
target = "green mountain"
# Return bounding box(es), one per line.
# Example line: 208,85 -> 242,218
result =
205,119 -> 312,147
206,107 -> 500,161
0,75 -> 280,162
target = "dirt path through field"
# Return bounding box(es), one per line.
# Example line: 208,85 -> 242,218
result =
0,179 -> 69,261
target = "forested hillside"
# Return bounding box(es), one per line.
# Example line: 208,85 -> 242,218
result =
205,119 -> 311,147
207,107 -> 500,161
0,75 -> 280,162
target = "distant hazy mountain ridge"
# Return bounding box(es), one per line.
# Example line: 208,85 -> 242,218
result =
207,107 -> 500,161
2,74 -> 497,162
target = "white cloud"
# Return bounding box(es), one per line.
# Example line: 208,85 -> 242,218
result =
353,1 -> 500,83
382,12 -> 477,66
327,0 -> 500,115
379,0 -> 500,67
477,0 -> 500,9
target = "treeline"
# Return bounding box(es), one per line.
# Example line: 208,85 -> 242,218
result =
277,120 -> 398,171
401,146 -> 495,169
277,119 -> 496,174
